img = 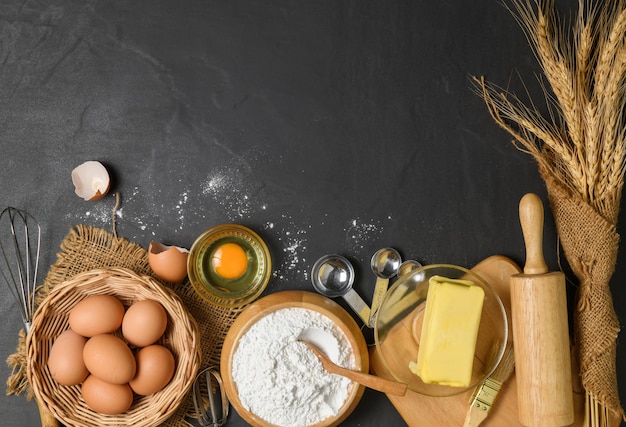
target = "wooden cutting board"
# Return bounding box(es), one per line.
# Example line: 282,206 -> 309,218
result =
369,255 -> 585,426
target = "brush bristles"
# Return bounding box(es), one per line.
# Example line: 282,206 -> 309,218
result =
491,345 -> 516,383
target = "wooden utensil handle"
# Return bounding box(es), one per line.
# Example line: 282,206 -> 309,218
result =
332,364 -> 408,396
37,399 -> 59,427
519,193 -> 548,275
369,277 -> 389,326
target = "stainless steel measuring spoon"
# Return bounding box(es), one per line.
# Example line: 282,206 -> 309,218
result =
375,259 -> 426,326
398,259 -> 423,277
368,248 -> 402,326
311,254 -> 371,326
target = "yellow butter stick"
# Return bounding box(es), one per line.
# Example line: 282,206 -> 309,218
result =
409,275 -> 484,387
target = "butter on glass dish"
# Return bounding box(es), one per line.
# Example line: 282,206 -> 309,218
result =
374,264 -> 507,397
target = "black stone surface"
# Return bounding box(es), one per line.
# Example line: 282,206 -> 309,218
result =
0,0 -> 624,426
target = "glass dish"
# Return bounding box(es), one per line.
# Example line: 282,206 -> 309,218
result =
374,264 -> 507,397
188,224 -> 271,307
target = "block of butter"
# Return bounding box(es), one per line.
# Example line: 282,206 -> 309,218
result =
409,275 -> 485,387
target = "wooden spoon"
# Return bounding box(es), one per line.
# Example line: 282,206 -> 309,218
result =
299,340 -> 408,396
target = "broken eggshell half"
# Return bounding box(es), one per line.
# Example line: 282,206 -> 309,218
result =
71,161 -> 111,201
148,241 -> 190,283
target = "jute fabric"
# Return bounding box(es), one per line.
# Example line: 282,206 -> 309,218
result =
541,166 -> 625,423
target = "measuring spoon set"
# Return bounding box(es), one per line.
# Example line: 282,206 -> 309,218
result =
311,248 -> 422,327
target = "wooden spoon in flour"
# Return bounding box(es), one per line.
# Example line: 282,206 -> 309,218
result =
299,339 -> 408,396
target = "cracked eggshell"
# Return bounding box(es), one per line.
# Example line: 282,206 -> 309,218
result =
148,241 -> 189,283
71,160 -> 110,201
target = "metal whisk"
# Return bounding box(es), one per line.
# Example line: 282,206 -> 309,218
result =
0,207 -> 41,333
192,366 -> 229,427
0,207 -> 58,426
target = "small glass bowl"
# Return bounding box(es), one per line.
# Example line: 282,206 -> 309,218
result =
374,264 -> 507,397
188,224 -> 271,307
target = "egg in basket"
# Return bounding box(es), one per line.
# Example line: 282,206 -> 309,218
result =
25,267 -> 201,427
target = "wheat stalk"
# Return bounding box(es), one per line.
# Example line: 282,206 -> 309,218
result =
485,0 -> 626,220
575,4 -> 599,202
594,6 -> 626,102
538,11 -> 580,146
473,76 -> 585,197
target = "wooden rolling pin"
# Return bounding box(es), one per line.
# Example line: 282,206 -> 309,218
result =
510,193 -> 574,427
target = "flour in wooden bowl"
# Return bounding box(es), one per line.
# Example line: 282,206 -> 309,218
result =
231,307 -> 355,427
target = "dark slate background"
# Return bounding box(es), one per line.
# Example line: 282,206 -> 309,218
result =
1,0 -> 623,426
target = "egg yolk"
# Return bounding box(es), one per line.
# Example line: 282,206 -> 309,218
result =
212,243 -> 248,279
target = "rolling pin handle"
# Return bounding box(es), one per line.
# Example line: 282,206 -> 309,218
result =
519,193 -> 549,275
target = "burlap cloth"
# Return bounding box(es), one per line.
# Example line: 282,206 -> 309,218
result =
540,166 -> 625,423
6,224 -> 245,426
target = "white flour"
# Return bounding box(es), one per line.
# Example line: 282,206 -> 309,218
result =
201,162 -> 310,281
231,307 -> 355,427
344,216 -> 389,252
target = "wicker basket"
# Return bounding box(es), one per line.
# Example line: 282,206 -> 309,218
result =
25,267 -> 201,427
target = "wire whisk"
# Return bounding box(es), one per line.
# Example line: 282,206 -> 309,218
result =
192,366 -> 229,427
0,207 -> 41,333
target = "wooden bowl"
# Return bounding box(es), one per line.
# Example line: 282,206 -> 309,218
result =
26,267 -> 201,427
220,290 -> 368,427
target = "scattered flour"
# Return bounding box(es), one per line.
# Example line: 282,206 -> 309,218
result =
66,192 -> 123,226
68,153 -> 394,284
201,162 -> 310,280
174,190 -> 189,230
201,168 -> 254,218
344,217 -> 389,251
231,307 -> 355,427
270,215 -> 309,281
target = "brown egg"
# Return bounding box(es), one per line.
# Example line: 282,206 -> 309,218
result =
83,334 -> 136,384
129,345 -> 175,395
69,295 -> 125,337
47,329 -> 89,386
148,241 -> 189,283
122,299 -> 168,347
81,375 -> 133,415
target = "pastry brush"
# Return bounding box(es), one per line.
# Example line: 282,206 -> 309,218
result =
463,344 -> 516,427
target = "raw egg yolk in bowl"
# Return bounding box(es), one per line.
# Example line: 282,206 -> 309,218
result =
187,224 -> 272,307
212,243 -> 248,280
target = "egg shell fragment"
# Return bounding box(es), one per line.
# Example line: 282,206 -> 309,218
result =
81,375 -> 134,415
71,160 -> 111,201
47,329 -> 89,386
83,334 -> 136,385
68,294 -> 125,337
122,299 -> 168,347
148,241 -> 189,283
129,345 -> 176,395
